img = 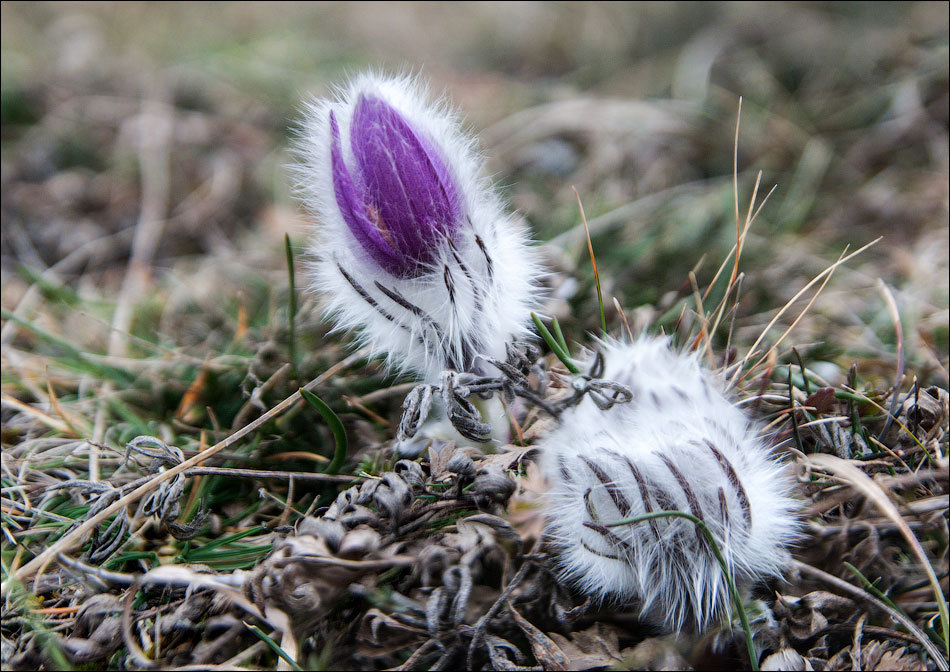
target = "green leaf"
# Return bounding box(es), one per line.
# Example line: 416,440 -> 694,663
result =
301,388 -> 348,474
531,313 -> 579,374
551,316 -> 570,353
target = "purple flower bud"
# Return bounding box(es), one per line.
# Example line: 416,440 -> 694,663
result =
297,73 -> 542,383
329,94 -> 462,277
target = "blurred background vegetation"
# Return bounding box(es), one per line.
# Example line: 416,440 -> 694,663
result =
2,1 -> 947,385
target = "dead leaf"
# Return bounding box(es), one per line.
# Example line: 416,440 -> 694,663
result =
775,591 -> 856,642
620,636 -> 691,670
478,443 -> 540,472
507,600 -> 569,670
357,608 -> 427,658
874,647 -> 924,670
428,441 -> 459,480
804,387 -> 837,415
761,648 -> 814,670
507,461 -> 548,550
547,623 -> 624,670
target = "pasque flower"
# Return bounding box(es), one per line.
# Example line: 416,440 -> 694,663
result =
296,73 -> 539,382
538,337 -> 799,631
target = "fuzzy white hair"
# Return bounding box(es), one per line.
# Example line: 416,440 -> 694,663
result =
538,336 -> 799,631
294,72 -> 541,382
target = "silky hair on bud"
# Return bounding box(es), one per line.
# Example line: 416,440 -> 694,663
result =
538,336 -> 799,631
294,72 -> 541,383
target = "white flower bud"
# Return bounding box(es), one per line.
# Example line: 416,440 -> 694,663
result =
538,336 -> 799,631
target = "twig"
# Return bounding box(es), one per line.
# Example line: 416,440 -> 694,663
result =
802,465 -> 948,516
466,560 -> 535,669
183,466 -> 354,483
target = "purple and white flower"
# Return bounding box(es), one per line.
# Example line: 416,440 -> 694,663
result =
296,73 -> 540,382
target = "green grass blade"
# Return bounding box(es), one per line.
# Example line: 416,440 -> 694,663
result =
551,316 -> 570,353
1,308 -> 134,384
531,313 -> 579,374
792,348 -> 811,395
843,562 -> 904,615
844,562 -> 948,651
1,564 -> 71,671
186,525 -> 267,554
608,510 -> 758,671
17,265 -> 107,308
285,234 -> 298,379
244,621 -> 304,671
105,552 -> 159,570
301,388 -> 348,474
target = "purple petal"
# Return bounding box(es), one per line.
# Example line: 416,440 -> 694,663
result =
351,94 -> 461,264
329,112 -> 409,276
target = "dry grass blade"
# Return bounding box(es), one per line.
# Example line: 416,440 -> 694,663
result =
802,466 -> 948,517
573,186 -> 606,336
729,237 -> 881,387
0,228 -> 133,347
168,641 -> 268,671
805,453 -> 950,659
612,296 -> 634,341
731,96 -> 742,287
140,565 -> 299,669
838,384 -> 933,460
45,377 -> 89,437
792,559 -> 948,668
185,466 -> 352,483
700,135 -> 775,363
701,179 -> 775,305
1,392 -> 72,435
121,581 -> 153,668
876,279 -> 906,441
740,247 -> 842,381
0,348 -> 368,596
688,270 -> 715,368
734,168 -> 761,285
